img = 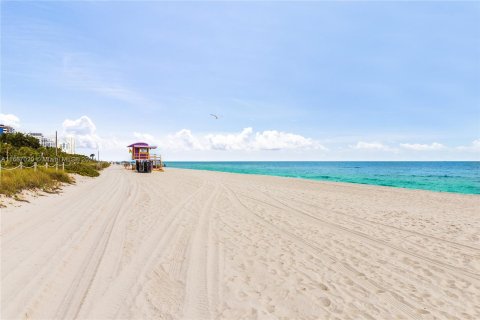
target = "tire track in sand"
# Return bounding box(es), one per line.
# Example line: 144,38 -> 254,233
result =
236,187 -> 480,281
182,183 -> 220,319
84,179 -> 210,319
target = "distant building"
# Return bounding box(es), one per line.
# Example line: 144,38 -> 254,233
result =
0,124 -> 15,135
28,132 -> 56,148
29,132 -> 76,153
60,137 -> 76,154
28,132 -> 43,140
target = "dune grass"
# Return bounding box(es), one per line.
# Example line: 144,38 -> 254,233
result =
0,133 -> 111,197
65,163 -> 100,177
0,168 -> 73,196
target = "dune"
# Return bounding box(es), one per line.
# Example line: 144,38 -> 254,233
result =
1,166 -> 479,319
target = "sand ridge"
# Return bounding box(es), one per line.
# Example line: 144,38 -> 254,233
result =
1,166 -> 479,319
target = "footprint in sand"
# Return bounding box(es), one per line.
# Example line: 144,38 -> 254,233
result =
417,308 -> 430,315
321,297 -> 331,307
319,283 -> 328,291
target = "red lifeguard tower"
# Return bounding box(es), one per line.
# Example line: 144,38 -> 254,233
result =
127,142 -> 163,173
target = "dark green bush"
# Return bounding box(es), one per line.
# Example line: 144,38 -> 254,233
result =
0,132 -> 40,149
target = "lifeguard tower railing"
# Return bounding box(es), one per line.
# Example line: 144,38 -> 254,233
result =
149,154 -> 164,171
132,153 -> 162,162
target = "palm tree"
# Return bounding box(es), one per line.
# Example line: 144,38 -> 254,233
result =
90,153 -> 95,160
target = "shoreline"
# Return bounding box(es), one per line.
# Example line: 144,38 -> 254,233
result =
2,166 -> 479,319
4,166 -> 477,209
168,166 -> 480,197
3,166 -> 477,211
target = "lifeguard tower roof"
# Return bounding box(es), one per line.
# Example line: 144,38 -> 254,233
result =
127,142 -> 157,149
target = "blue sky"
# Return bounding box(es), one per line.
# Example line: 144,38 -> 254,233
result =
2,1 -> 479,160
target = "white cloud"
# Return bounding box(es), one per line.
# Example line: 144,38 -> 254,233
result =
254,129 -> 323,151
62,116 -> 127,151
56,119 -> 479,160
0,113 -> 20,128
400,142 -> 445,151
133,132 -> 156,144
351,141 -> 396,152
63,116 -> 96,136
159,127 -> 324,152
456,139 -> 480,152
62,116 -> 97,148
52,119 -> 480,160
206,127 -> 253,150
163,129 -> 205,151
62,115 -> 104,149
473,139 -> 480,149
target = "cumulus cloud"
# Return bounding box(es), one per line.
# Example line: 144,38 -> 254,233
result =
351,141 -> 396,152
133,132 -> 156,144
206,128 -> 253,150
63,116 -> 96,136
62,116 -> 128,151
62,115 -> 104,149
163,129 -> 206,151
456,139 -> 480,152
400,142 -> 445,151
58,124 -> 320,154
160,127 -> 324,151
0,113 -> 20,128
254,129 -> 322,151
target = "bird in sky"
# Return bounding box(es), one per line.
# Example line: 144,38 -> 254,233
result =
210,114 -> 219,120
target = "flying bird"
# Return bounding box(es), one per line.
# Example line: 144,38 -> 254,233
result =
210,114 -> 219,120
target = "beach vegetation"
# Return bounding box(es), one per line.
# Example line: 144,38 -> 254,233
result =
0,168 -> 73,196
0,132 -> 40,149
0,132 -> 110,197
65,163 -> 100,177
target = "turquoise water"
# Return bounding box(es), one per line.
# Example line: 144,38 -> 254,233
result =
165,161 -> 480,194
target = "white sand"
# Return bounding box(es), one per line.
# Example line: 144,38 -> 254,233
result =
1,166 -> 479,319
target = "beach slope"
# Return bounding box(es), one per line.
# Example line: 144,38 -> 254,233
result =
2,166 -> 479,319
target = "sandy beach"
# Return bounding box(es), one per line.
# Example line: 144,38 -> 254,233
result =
1,166 -> 479,319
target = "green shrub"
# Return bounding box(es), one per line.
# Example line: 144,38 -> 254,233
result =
65,163 -> 100,177
49,169 -> 74,183
99,161 -> 110,169
0,132 -> 40,149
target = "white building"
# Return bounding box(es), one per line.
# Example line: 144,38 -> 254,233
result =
60,137 -> 76,154
28,132 -> 76,154
28,133 -> 56,148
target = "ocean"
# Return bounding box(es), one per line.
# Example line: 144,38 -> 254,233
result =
165,161 -> 480,195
